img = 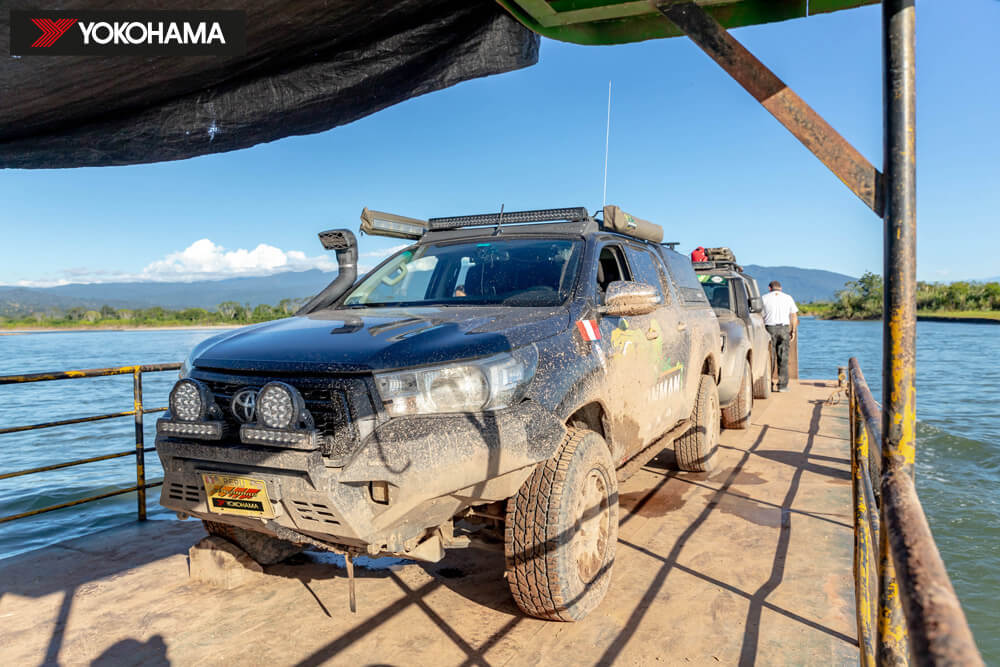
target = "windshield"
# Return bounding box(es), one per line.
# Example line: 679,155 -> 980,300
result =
341,239 -> 583,308
699,274 -> 731,310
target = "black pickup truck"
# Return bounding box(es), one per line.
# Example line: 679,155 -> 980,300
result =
156,205 -> 721,621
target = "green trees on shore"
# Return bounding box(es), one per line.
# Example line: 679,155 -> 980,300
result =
0,298 -> 306,329
824,273 -> 1000,320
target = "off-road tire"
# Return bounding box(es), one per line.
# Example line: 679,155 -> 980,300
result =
505,428 -> 618,621
202,520 -> 304,565
753,349 -> 772,399
675,374 -> 721,472
722,359 -> 753,430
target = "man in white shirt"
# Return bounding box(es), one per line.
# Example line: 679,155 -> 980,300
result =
761,280 -> 798,392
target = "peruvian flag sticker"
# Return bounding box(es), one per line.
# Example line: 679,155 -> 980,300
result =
576,319 -> 601,342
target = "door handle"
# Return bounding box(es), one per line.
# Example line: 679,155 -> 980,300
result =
677,322 -> 687,331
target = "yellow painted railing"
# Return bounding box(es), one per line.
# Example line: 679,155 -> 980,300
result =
0,363 -> 181,523
847,358 -> 982,666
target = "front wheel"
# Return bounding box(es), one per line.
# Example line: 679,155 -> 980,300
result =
675,374 -> 721,472
753,349 -> 772,400
505,428 -> 619,621
722,359 -> 753,430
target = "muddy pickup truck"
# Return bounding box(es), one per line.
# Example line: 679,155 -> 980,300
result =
694,249 -> 772,429
156,205 -> 721,621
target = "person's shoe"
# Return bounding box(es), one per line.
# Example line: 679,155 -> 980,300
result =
777,386 -> 790,393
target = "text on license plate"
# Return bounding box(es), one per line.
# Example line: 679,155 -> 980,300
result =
201,473 -> 275,518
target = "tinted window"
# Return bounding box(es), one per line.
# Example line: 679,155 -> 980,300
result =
659,248 -> 709,305
624,246 -> 665,301
342,239 -> 583,307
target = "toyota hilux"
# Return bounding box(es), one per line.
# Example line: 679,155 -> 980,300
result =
694,248 -> 772,429
157,205 -> 722,621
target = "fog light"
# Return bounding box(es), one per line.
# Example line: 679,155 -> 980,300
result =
257,382 -> 304,429
169,379 -> 212,422
156,419 -> 222,440
240,425 -> 317,449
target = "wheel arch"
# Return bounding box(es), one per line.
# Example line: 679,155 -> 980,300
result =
701,354 -> 720,384
566,401 -> 615,459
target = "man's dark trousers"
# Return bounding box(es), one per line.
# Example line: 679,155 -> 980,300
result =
766,324 -> 791,390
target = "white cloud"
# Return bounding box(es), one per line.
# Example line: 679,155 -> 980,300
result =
7,239 -> 411,286
139,239 -> 337,280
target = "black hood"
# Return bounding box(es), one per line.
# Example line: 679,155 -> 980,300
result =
192,306 -> 569,373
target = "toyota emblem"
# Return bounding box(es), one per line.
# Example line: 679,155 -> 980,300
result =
230,389 -> 257,423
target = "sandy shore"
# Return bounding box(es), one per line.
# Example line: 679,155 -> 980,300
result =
0,325 -> 240,335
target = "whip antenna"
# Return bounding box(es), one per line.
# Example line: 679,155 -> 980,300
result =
603,80 -> 611,209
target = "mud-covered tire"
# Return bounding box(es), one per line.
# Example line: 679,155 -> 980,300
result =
676,374 -> 721,472
202,520 -> 304,565
722,359 -> 753,430
505,428 -> 619,621
753,349 -> 772,400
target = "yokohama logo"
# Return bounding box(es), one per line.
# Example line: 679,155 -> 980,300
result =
30,18 -> 77,47
10,10 -> 245,56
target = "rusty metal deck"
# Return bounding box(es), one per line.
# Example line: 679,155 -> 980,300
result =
0,380 -> 857,666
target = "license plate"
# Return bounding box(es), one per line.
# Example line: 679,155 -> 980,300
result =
202,473 -> 275,518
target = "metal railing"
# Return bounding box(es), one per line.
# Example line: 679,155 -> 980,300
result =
847,358 -> 982,666
0,363 -> 181,524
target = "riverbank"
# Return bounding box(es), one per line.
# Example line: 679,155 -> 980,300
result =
0,324 -> 239,335
796,307 -> 1000,324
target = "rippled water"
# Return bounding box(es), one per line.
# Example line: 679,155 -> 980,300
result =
0,321 -> 996,660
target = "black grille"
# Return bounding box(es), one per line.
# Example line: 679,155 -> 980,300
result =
189,369 -> 376,461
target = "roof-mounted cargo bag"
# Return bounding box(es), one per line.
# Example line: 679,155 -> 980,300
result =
602,205 -> 663,244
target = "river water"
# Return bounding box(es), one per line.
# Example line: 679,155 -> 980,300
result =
0,320 -> 996,660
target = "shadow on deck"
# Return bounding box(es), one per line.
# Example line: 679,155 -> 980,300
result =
0,380 -> 857,666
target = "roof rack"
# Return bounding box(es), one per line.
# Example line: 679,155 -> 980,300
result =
693,259 -> 745,272
426,207 -> 589,230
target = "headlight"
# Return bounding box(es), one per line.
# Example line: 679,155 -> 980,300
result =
257,382 -> 306,429
169,379 -> 212,422
375,348 -> 537,417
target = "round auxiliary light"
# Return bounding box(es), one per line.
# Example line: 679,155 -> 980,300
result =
256,382 -> 305,430
169,379 -> 211,422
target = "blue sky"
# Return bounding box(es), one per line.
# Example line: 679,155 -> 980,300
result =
2,0 -> 998,286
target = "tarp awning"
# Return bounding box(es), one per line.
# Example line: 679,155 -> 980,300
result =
0,0 -> 538,169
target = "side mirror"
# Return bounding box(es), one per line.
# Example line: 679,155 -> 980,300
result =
749,297 -> 763,313
603,281 -> 660,316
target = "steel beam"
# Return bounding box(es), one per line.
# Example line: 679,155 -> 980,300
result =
654,1 -> 883,214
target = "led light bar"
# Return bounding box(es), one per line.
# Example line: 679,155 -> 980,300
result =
157,419 -> 223,440
240,425 -> 319,450
427,207 -> 589,230
360,208 -> 427,240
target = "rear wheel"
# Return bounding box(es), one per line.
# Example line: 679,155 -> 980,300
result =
753,349 -> 772,399
722,360 -> 753,430
505,428 -> 618,621
675,374 -> 720,472
202,520 -> 304,565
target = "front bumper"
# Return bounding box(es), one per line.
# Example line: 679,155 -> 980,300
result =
157,400 -> 564,557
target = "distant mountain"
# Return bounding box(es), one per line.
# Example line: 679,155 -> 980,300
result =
0,270 -> 335,316
1,264 -> 855,317
741,265 -> 855,303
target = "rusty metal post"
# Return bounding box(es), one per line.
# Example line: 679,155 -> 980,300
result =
133,367 -> 146,521
654,1 -> 883,214
878,0 -> 916,663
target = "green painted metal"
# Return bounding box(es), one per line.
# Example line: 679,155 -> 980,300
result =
496,0 -> 878,45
